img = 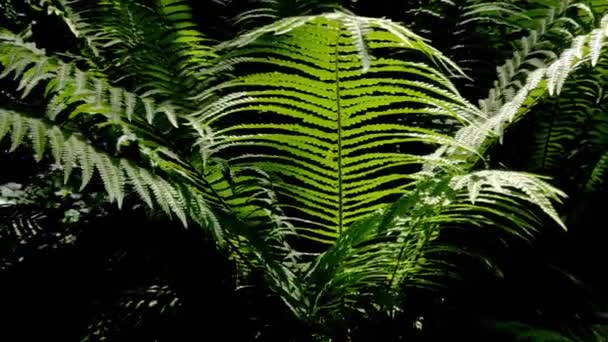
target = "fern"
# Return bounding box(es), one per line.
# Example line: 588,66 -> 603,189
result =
0,109 -> 195,225
0,6 -> 584,337
437,14 -> 608,171
56,0 -> 219,102
478,0 -> 595,116
199,13 -> 481,243
30,0 -> 106,56
0,32 -> 181,127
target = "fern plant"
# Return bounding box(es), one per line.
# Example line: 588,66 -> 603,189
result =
181,12 -> 576,334
2,0 -> 604,340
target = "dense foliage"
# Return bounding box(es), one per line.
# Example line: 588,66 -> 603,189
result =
1,0 -> 608,341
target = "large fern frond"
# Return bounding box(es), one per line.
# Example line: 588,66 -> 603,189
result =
196,12 -> 481,243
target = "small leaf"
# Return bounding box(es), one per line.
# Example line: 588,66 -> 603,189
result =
9,114 -> 27,152
29,119 -> 47,161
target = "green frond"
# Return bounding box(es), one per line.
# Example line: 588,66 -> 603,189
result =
449,170 -> 566,229
78,143 -> 95,190
302,168 -> 566,319
584,151 -> 608,192
50,0 -> 219,102
120,159 -> 153,208
439,14 -> 608,170
28,119 -> 47,161
0,32 -> 182,128
478,1 -> 595,115
0,109 -> 197,226
8,110 -> 27,152
93,152 -> 125,207
203,13 -> 480,243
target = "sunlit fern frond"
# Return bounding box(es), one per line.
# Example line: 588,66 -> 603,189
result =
435,14 -> 608,171
0,109 -> 198,225
195,12 -> 481,244
388,0 -> 593,104
0,30 -> 182,128
182,13 -> 570,324
478,0 -> 595,116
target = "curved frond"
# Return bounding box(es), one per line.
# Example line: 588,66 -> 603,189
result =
436,14 -> 608,171
61,0 -> 219,101
0,31 -> 181,127
201,13 -> 480,243
478,0 -> 595,116
302,170 -> 565,320
0,109 -> 193,224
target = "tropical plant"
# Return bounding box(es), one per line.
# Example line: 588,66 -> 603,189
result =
1,0 -> 608,340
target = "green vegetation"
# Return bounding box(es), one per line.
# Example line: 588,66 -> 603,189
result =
1,0 -> 607,340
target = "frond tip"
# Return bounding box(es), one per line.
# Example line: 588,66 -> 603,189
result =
450,170 -> 567,230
